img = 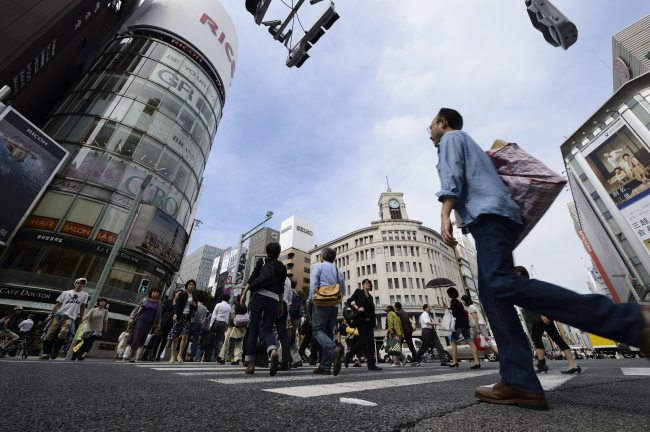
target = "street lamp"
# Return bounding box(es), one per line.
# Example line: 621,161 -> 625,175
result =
227,211 -> 274,301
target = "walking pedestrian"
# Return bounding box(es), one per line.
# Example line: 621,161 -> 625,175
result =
430,107 -> 650,409
240,242 -> 287,375
0,306 -> 24,357
40,278 -> 89,360
155,296 -> 174,361
514,266 -> 580,374
168,280 -> 197,363
211,294 -> 231,363
115,322 -> 132,360
298,307 -> 320,365
276,277 -> 294,371
462,294 -> 498,355
287,280 -> 304,367
413,304 -> 448,366
385,305 -> 404,366
72,297 -> 108,361
309,247 -> 346,376
125,288 -> 162,363
343,279 -> 381,371
394,302 -> 417,362
188,299 -> 209,362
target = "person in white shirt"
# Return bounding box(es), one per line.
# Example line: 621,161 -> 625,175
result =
18,315 -> 34,334
462,294 -> 498,355
211,294 -> 232,363
413,304 -> 449,366
41,277 -> 89,360
275,277 -> 294,371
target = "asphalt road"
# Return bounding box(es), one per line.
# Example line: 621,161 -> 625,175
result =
1,357 -> 648,432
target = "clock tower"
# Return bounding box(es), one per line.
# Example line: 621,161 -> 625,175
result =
378,191 -> 408,221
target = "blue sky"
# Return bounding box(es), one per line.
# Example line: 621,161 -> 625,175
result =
189,1 -> 650,294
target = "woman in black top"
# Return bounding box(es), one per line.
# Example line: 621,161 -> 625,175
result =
343,279 -> 382,371
447,287 -> 480,369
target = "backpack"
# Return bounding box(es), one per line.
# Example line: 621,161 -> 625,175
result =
250,259 -> 279,294
288,291 -> 302,319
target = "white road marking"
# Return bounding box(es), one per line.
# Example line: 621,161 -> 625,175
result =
177,369 -> 316,376
265,370 -> 495,398
209,369 -> 420,385
340,397 -> 378,406
621,367 -> 650,376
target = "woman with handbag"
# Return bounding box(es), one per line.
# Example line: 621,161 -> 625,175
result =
168,280 -> 198,363
447,287 -> 480,369
126,288 -> 162,363
462,294 -> 498,355
71,297 -> 108,361
385,305 -> 404,366
343,279 -> 381,371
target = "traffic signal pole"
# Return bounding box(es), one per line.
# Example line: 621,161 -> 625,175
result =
65,174 -> 152,360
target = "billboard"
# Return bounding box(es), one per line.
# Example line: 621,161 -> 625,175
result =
125,204 -> 189,271
0,107 -> 68,245
582,122 -> 650,256
279,215 -> 315,253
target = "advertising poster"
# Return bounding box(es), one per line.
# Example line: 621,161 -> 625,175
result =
140,207 -> 189,270
583,123 -> 650,255
0,108 -> 68,245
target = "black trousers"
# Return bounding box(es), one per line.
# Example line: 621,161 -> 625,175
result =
403,332 -> 418,359
298,321 -> 321,362
345,320 -> 376,367
416,328 -> 447,363
531,320 -> 569,351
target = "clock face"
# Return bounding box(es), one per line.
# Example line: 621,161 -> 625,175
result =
388,199 -> 400,209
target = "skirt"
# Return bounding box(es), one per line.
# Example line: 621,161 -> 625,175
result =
168,315 -> 191,340
127,319 -> 154,349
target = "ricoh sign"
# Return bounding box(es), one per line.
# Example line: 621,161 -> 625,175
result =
126,0 -> 238,90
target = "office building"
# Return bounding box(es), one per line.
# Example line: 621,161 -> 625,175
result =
613,14 -> 650,91
177,244 -> 223,292
0,0 -> 239,335
244,227 -> 280,282
279,215 -> 315,295
561,72 -> 650,304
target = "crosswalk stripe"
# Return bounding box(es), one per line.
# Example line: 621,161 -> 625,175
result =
621,367 -> 650,376
481,373 -> 579,392
264,370 -> 496,398
209,368 -> 422,385
177,369 -> 316,376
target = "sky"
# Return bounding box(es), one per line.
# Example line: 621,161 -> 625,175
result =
188,1 -> 650,295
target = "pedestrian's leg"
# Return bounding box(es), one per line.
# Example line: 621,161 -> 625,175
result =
364,323 -> 377,368
311,307 -> 335,370
244,296 -> 264,372
41,317 -> 62,357
404,333 -> 417,361
275,304 -> 292,366
544,323 -> 578,371
178,334 -> 188,362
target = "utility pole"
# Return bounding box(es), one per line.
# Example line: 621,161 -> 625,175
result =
65,174 -> 152,360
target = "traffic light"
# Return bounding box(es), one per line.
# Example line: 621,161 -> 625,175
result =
286,3 -> 339,68
138,278 -> 150,294
525,0 -> 577,50
246,0 -> 272,25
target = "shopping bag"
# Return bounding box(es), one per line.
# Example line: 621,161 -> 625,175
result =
440,309 -> 456,332
72,340 -> 84,353
474,335 -> 489,351
386,337 -> 402,356
487,141 -> 566,247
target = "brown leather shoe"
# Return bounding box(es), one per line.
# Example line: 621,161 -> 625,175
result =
641,305 -> 650,358
245,361 -> 255,375
474,381 -> 548,410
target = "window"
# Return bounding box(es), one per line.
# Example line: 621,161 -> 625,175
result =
88,120 -> 117,149
156,148 -> 180,181
375,296 -> 380,306
413,262 -> 418,272
400,231 -> 406,240
408,278 -> 413,288
390,246 -> 395,256
362,266 -> 366,276
396,247 -> 402,256
374,279 -> 378,289
416,278 -> 421,289
396,295 -> 402,303
399,262 -> 404,272
370,249 -> 375,259
389,295 -> 395,304
402,278 -> 407,289
388,231 -> 393,241
386,262 -> 391,273
394,278 -> 400,289
419,295 -> 423,304
357,268 -> 360,277
30,191 -> 74,221
405,262 -> 411,272
431,264 -> 434,273
372,264 -> 376,274
419,263 -> 423,272
132,135 -> 162,169
384,246 -> 389,256
392,262 -> 397,272
388,279 -> 393,289
382,231 -> 387,241
411,295 -> 416,305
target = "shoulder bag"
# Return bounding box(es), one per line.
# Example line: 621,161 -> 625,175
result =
312,265 -> 342,307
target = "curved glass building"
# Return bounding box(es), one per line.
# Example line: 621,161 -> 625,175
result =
0,0 -> 238,340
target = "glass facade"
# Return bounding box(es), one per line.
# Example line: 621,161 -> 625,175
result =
0,35 -> 227,311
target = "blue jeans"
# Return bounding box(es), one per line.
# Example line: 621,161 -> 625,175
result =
311,305 -> 338,370
470,215 -> 644,394
244,294 -> 279,362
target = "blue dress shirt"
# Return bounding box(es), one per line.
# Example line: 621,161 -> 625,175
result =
435,130 -> 522,227
309,261 -> 346,301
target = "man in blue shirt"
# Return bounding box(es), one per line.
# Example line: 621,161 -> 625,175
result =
431,107 -> 649,410
309,247 -> 346,375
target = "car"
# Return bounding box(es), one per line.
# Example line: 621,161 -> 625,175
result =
377,337 -> 424,364
617,343 -> 644,358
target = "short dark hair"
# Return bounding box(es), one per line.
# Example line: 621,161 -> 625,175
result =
222,293 -> 231,303
446,287 -> 459,298
514,266 -> 530,279
185,279 -> 196,289
437,108 -> 463,130
422,304 -> 429,310
460,294 -> 472,306
96,297 -> 107,306
321,247 -> 336,263
361,279 -> 372,288
266,242 -> 281,259
394,301 -> 402,309
291,280 -> 297,289
149,288 -> 161,298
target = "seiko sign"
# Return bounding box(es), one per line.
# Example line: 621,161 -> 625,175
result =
297,225 -> 313,237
